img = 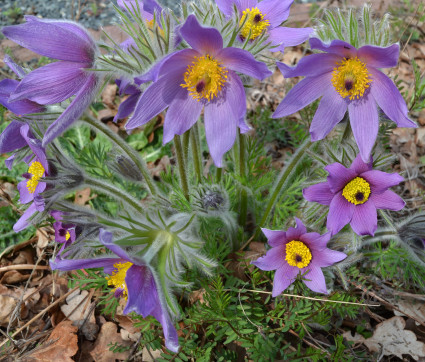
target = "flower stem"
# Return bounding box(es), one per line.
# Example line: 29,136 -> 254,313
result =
85,176 -> 145,214
190,125 -> 202,183
174,135 -> 189,200
183,131 -> 190,164
256,140 -> 312,237
84,114 -> 156,196
216,167 -> 222,183
238,133 -> 248,227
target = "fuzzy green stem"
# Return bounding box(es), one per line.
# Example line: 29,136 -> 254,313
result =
174,135 -> 189,200
216,167 -> 222,183
84,114 -> 156,195
238,133 -> 248,227
85,177 -> 144,214
183,131 -> 190,164
341,114 -> 352,142
256,140 -> 312,237
190,126 -> 202,183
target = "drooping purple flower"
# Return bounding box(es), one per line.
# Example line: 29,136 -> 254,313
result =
273,38 -> 417,162
51,211 -> 77,258
13,124 -> 50,232
2,16 -> 101,146
51,229 -> 179,353
252,218 -> 346,295
303,154 -> 405,236
216,0 -> 313,51
125,15 -> 272,166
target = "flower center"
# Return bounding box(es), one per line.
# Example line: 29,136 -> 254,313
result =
285,241 -> 312,269
239,7 -> 270,40
331,57 -> 371,100
65,231 -> 71,241
26,161 -> 45,194
181,55 -> 228,102
105,262 -> 133,300
342,177 -> 371,205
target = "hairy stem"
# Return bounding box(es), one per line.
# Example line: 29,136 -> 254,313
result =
190,124 -> 202,183
84,114 -> 156,195
174,135 -> 189,200
238,133 -> 248,227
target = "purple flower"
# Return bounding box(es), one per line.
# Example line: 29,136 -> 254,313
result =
13,124 -> 50,232
273,38 -> 417,162
216,0 -> 313,51
252,218 -> 346,295
125,15 -> 272,166
51,211 -> 77,258
2,16 -> 101,146
303,154 -> 405,236
51,229 -> 179,353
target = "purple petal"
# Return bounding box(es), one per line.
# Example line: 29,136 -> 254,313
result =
13,202 -> 37,232
261,228 -> 287,247
302,266 -> 327,294
361,170 -> 404,194
300,232 -> 331,251
371,190 -> 405,211
268,27 -> 313,52
369,68 -> 416,128
349,154 -> 372,174
0,79 -> 45,115
272,72 -> 331,118
126,71 -> 184,131
309,85 -> 348,141
11,62 -> 90,105
276,53 -> 340,78
216,0 -> 238,17
286,218 -> 307,241
162,88 -> 203,144
5,154 -> 16,170
311,248 -> 346,267
217,47 -> 272,80
156,49 -> 198,79
326,193 -> 355,235
358,43 -> 400,69
350,201 -> 377,236
303,182 -> 334,206
180,15 -> 223,55
0,121 -> 26,153
309,38 -> 356,58
20,124 -> 49,172
324,163 -> 356,193
4,54 -> 26,78
42,73 -> 100,146
18,179 -> 33,204
239,0 -> 258,10
258,0 -> 293,27
348,94 -> 379,163
113,93 -> 141,122
204,73 -> 245,167
2,18 -> 94,63
50,256 -> 121,271
272,264 -> 298,297
251,245 -> 285,271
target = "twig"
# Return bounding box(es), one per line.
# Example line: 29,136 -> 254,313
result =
0,264 -> 50,273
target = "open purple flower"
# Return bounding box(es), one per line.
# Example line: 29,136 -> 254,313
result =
126,15 -> 272,166
51,229 -> 179,353
252,218 -> 346,295
51,211 -> 77,258
2,16 -> 101,146
303,154 -> 405,236
13,124 -> 50,232
216,0 -> 313,51
273,38 -> 417,162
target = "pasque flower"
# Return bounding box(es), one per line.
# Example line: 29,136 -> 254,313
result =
126,15 -> 272,166
273,38 -> 417,162
2,16 -> 101,146
51,211 -> 77,258
252,218 -> 346,295
216,0 -> 312,51
51,229 -> 179,353
303,155 -> 405,236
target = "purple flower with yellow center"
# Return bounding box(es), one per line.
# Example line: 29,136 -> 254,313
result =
252,218 -> 346,295
13,124 -> 50,232
216,0 -> 313,51
2,16 -> 101,146
126,15 -> 272,166
303,154 -> 405,236
273,38 -> 417,162
51,211 -> 77,258
51,229 -> 179,353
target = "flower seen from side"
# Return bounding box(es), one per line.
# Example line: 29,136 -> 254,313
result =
125,15 -> 272,166
216,0 -> 313,51
273,38 -> 417,162
303,154 -> 405,236
51,211 -> 77,259
252,218 -> 346,295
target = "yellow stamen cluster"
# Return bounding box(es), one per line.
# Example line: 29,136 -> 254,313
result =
331,57 -> 371,100
239,7 -> 270,40
285,240 -> 312,269
26,161 -> 45,194
342,177 -> 371,205
65,231 -> 71,241
105,262 -> 133,299
181,54 -> 228,102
